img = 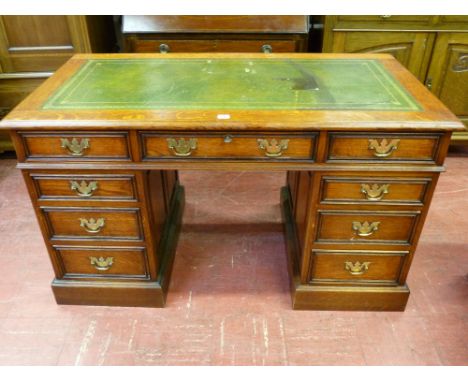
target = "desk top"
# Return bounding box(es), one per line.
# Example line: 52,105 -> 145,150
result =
41,58 -> 420,112
0,53 -> 463,131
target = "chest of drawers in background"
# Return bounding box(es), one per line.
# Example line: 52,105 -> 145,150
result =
120,16 -> 310,53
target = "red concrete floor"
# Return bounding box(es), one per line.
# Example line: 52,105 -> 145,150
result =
0,155 -> 467,365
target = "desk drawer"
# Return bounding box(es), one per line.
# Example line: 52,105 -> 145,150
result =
42,207 -> 144,241
20,132 -> 131,161
30,173 -> 137,201
132,39 -> 297,53
327,133 -> 441,163
308,250 -> 405,284
55,246 -> 149,279
320,175 -> 432,205
316,210 -> 419,244
141,133 -> 317,160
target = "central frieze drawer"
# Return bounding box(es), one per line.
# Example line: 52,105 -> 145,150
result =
315,210 -> 420,244
327,133 -> 442,163
308,250 -> 407,284
54,246 -> 149,279
41,207 -> 144,241
132,39 -> 297,53
140,133 -> 317,160
19,131 -> 131,161
30,173 -> 137,201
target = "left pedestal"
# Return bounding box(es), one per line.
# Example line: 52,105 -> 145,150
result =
22,168 -> 183,308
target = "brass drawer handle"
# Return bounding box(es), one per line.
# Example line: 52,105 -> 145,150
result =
345,261 -> 371,275
167,138 -> 197,156
89,256 -> 114,271
452,55 -> 468,73
159,43 -> 170,53
352,221 -> 380,237
79,217 -> 105,233
379,15 -> 392,19
60,138 -> 89,156
257,139 -> 289,157
425,77 -> 433,90
360,183 -> 389,201
368,138 -> 400,158
70,180 -> 98,197
261,44 -> 273,53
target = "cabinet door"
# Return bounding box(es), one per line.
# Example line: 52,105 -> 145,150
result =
426,33 -> 468,138
0,16 -> 91,72
325,31 -> 434,81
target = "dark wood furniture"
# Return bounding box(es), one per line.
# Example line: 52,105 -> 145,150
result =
0,15 -> 115,153
121,16 -> 309,53
322,15 -> 468,141
0,53 -> 463,310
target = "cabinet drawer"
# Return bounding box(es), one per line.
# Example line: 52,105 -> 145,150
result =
42,207 -> 144,241
30,173 -> 137,201
19,132 -> 131,161
320,175 -> 431,205
439,16 -> 468,24
132,39 -> 297,53
327,133 -> 441,163
336,16 -> 433,24
55,246 -> 149,279
308,250 -> 406,284
141,133 -> 317,161
316,210 -> 420,244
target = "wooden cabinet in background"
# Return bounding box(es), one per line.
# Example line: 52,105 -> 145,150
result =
121,16 -> 309,53
0,16 -> 115,153
426,33 -> 468,139
322,15 -> 468,141
323,31 -> 434,81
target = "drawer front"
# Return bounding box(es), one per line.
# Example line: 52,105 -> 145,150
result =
320,175 -> 431,205
336,16 -> 433,24
42,207 -> 144,241
132,39 -> 297,53
30,173 -> 137,201
55,246 -> 149,279
327,133 -> 441,163
308,250 -> 406,283
439,16 -> 468,24
20,132 -> 131,161
316,211 -> 419,244
141,133 -> 317,160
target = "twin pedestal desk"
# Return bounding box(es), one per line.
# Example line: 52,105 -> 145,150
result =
0,53 -> 463,310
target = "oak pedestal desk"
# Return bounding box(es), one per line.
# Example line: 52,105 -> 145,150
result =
0,53 -> 463,311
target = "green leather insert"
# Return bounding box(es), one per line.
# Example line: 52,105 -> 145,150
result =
42,58 -> 421,111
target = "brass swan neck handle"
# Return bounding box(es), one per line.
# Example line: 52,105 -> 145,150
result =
368,138 -> 400,157
352,221 -> 380,237
70,180 -> 98,197
79,217 -> 105,233
61,137 -> 90,156
257,138 -> 289,157
167,138 -> 197,156
345,261 -> 371,275
361,183 -> 390,201
89,256 -> 114,271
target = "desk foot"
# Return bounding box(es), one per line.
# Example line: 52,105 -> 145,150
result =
280,186 -> 410,311
52,279 -> 168,308
51,184 -> 185,308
